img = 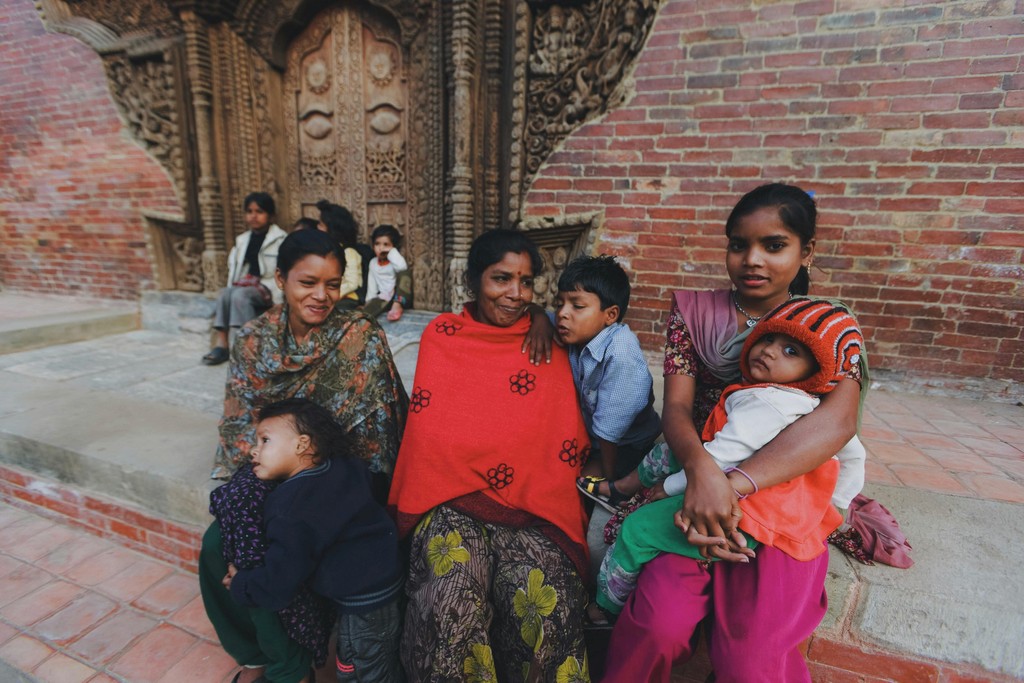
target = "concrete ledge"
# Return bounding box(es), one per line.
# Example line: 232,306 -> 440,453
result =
0,308 -> 139,354
141,290 -> 217,337
0,370 -> 216,528
823,483 -> 1024,679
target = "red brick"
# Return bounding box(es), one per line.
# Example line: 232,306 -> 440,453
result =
807,638 -> 941,681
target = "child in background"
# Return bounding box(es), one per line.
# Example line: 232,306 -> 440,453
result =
293,217 -> 320,231
316,200 -> 364,310
594,298 -> 866,620
363,224 -> 411,322
201,398 -> 404,683
554,255 -> 661,512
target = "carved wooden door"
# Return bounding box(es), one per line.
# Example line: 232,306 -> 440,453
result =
284,4 -> 408,240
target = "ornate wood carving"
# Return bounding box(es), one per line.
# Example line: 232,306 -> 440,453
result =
520,211 -> 600,309
104,46 -> 191,210
38,0 -> 640,309
403,2 -> 445,311
231,0 -> 432,67
482,0 -> 503,234
283,7 -> 395,233
446,0 -> 478,311
508,0 -> 660,222
280,3 -> 445,310
56,0 -> 180,37
181,10 -> 228,293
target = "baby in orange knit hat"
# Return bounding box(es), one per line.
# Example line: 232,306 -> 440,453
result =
593,298 -> 866,621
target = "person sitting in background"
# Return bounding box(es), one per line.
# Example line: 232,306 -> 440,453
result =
315,200 -> 364,310
202,192 -> 286,366
293,217 -> 320,231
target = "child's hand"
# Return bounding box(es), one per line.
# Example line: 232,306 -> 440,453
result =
222,563 -> 238,589
522,304 -> 555,365
648,482 -> 667,502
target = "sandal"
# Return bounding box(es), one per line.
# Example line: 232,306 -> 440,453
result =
577,476 -> 628,513
201,346 -> 230,366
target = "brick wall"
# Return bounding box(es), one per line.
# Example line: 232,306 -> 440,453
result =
525,0 -> 1024,401
0,0 -> 179,301
0,464 -> 201,572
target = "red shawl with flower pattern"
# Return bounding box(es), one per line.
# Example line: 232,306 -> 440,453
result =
388,306 -> 591,573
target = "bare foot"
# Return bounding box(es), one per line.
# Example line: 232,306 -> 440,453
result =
386,302 -> 404,321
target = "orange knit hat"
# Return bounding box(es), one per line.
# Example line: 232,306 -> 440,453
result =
739,298 -> 863,395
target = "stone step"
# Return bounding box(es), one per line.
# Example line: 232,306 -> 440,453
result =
0,294 -> 138,355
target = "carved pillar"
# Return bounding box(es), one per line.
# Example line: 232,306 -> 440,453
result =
180,10 -> 227,294
482,0 -> 503,231
447,0 -> 479,309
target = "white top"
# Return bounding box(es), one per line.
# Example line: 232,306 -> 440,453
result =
226,224 -> 287,304
366,248 -> 407,302
662,385 -> 865,509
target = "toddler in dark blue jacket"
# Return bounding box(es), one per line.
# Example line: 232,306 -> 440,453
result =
207,398 -> 404,683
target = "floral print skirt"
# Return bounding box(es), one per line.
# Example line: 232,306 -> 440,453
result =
402,505 -> 589,683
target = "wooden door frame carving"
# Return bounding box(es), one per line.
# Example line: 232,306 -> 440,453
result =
37,0 -> 658,309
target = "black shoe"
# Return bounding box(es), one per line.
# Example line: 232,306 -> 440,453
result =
201,346 -> 230,365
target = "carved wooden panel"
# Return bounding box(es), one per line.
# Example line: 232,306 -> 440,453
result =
284,6 -> 408,239
508,0 -> 661,223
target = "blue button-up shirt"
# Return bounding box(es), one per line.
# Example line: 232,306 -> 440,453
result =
568,322 -> 661,447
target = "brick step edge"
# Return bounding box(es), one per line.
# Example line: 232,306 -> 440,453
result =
0,464 -> 202,573
647,619 -> 1018,683
663,631 -> 1018,683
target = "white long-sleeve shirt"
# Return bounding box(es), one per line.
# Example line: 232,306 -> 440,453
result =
365,248 -> 408,302
662,385 -> 865,509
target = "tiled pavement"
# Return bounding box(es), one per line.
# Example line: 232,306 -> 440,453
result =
859,390 -> 1024,505
0,501 -> 341,683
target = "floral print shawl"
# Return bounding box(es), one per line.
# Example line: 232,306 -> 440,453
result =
211,304 -> 409,479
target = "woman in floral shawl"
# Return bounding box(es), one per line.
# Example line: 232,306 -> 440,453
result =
389,230 -> 591,683
210,239 -> 408,487
201,229 -> 408,683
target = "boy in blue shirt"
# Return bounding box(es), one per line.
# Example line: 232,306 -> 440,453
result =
554,255 -> 661,512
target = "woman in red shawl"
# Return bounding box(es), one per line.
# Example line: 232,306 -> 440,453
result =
389,229 -> 592,682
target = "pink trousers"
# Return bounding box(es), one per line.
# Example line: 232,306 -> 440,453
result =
602,546 -> 829,683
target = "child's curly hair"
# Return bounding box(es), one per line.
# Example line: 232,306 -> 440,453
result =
257,398 -> 356,463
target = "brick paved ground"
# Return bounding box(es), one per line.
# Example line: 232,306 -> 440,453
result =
0,501 -> 341,683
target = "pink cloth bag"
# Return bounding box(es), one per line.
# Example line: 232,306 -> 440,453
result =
847,494 -> 914,568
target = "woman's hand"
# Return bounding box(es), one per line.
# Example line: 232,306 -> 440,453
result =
674,459 -> 745,554
674,492 -> 755,562
522,304 -> 555,366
